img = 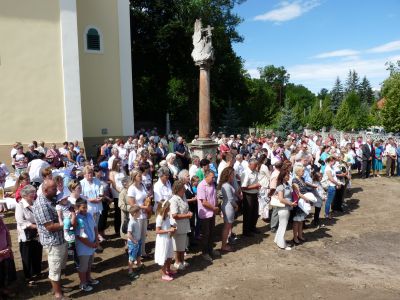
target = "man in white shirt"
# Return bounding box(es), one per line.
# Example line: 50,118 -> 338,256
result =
27,153 -> 50,187
241,159 -> 261,236
385,138 -> 397,177
128,148 -> 137,171
233,154 -> 246,181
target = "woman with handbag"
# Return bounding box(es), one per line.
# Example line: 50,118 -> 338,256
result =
292,164 -> 311,245
14,184 -> 42,285
273,170 -> 297,251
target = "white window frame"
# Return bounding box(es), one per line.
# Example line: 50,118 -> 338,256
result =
84,25 -> 104,54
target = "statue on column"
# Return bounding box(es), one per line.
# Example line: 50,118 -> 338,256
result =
191,19 -> 215,65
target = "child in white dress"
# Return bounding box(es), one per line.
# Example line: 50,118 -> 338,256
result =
154,200 -> 176,281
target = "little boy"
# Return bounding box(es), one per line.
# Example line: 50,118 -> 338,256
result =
75,198 -> 99,292
127,205 -> 144,280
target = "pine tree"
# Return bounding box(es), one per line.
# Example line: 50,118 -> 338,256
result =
321,96 -> 334,128
220,103 -> 241,135
358,76 -> 375,105
356,102 -> 371,129
334,99 -> 353,131
276,99 -> 302,134
382,72 -> 400,132
330,77 -> 344,112
345,70 -> 360,94
308,100 -> 324,130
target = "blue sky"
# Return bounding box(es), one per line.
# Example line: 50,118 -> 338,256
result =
232,0 -> 400,93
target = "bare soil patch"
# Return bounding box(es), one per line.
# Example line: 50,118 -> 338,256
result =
4,177 -> 400,299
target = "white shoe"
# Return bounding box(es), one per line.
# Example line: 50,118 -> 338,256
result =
284,246 -> 292,251
183,261 -> 189,268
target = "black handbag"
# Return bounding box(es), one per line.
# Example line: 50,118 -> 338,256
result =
121,213 -> 129,234
24,227 -> 38,241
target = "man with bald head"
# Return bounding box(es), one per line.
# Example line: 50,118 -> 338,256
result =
33,179 -> 68,299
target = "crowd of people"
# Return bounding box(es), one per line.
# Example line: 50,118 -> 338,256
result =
0,129 -> 399,299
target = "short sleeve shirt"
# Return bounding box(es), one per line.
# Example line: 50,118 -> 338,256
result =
75,213 -> 96,256
241,168 -> 259,194
127,218 -> 141,241
33,194 -> 64,246
169,195 -> 190,234
197,180 -> 216,219
127,184 -> 148,219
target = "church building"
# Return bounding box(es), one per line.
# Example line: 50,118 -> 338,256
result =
0,0 -> 134,160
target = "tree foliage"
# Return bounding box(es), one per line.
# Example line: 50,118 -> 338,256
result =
358,76 -> 374,105
381,72 -> 400,132
330,77 -> 344,113
345,70 -> 360,95
276,99 -> 302,134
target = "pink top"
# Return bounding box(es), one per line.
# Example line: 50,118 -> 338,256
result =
197,180 -> 216,219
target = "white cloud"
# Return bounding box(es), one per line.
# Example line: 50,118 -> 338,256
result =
367,40 -> 400,53
314,49 -> 360,59
287,55 -> 400,92
254,0 -> 321,23
246,68 -> 260,79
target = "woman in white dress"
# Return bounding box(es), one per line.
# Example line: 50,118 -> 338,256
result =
154,200 -> 176,281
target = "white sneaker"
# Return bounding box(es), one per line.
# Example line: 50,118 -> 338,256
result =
183,261 -> 189,268
80,283 -> 93,292
88,278 -> 99,285
284,246 -> 292,251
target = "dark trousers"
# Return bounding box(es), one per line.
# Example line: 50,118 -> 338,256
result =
113,198 -> 121,236
361,159 -> 371,178
242,192 -> 259,234
332,185 -> 344,211
313,207 -> 321,225
199,216 -> 215,255
188,202 -> 199,241
386,156 -> 396,176
98,201 -> 109,232
19,241 -> 43,279
0,258 -> 17,288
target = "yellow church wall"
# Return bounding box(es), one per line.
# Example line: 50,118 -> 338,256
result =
76,0 -> 124,138
0,0 -> 66,145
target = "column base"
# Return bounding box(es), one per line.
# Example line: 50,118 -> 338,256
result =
189,139 -> 218,161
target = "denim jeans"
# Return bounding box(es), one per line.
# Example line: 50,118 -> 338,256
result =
325,186 -> 336,216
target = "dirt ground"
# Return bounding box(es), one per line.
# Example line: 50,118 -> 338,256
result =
3,176 -> 400,300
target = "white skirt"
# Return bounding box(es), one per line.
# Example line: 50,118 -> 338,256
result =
154,233 -> 174,266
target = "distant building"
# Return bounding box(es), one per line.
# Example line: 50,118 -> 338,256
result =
0,0 -> 134,162
376,98 -> 386,109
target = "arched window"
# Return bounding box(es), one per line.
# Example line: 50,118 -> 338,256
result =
84,26 -> 103,53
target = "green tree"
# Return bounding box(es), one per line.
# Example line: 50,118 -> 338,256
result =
358,76 -> 375,105
220,102 -> 241,134
258,65 -> 290,107
321,96 -> 334,128
308,100 -> 324,130
370,102 -> 382,125
317,88 -> 329,100
345,70 -> 360,94
334,99 -> 353,131
276,99 -> 302,134
330,77 -> 344,112
130,0 -> 248,131
381,72 -> 400,132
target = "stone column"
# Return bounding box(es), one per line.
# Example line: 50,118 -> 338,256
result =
199,64 -> 211,140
